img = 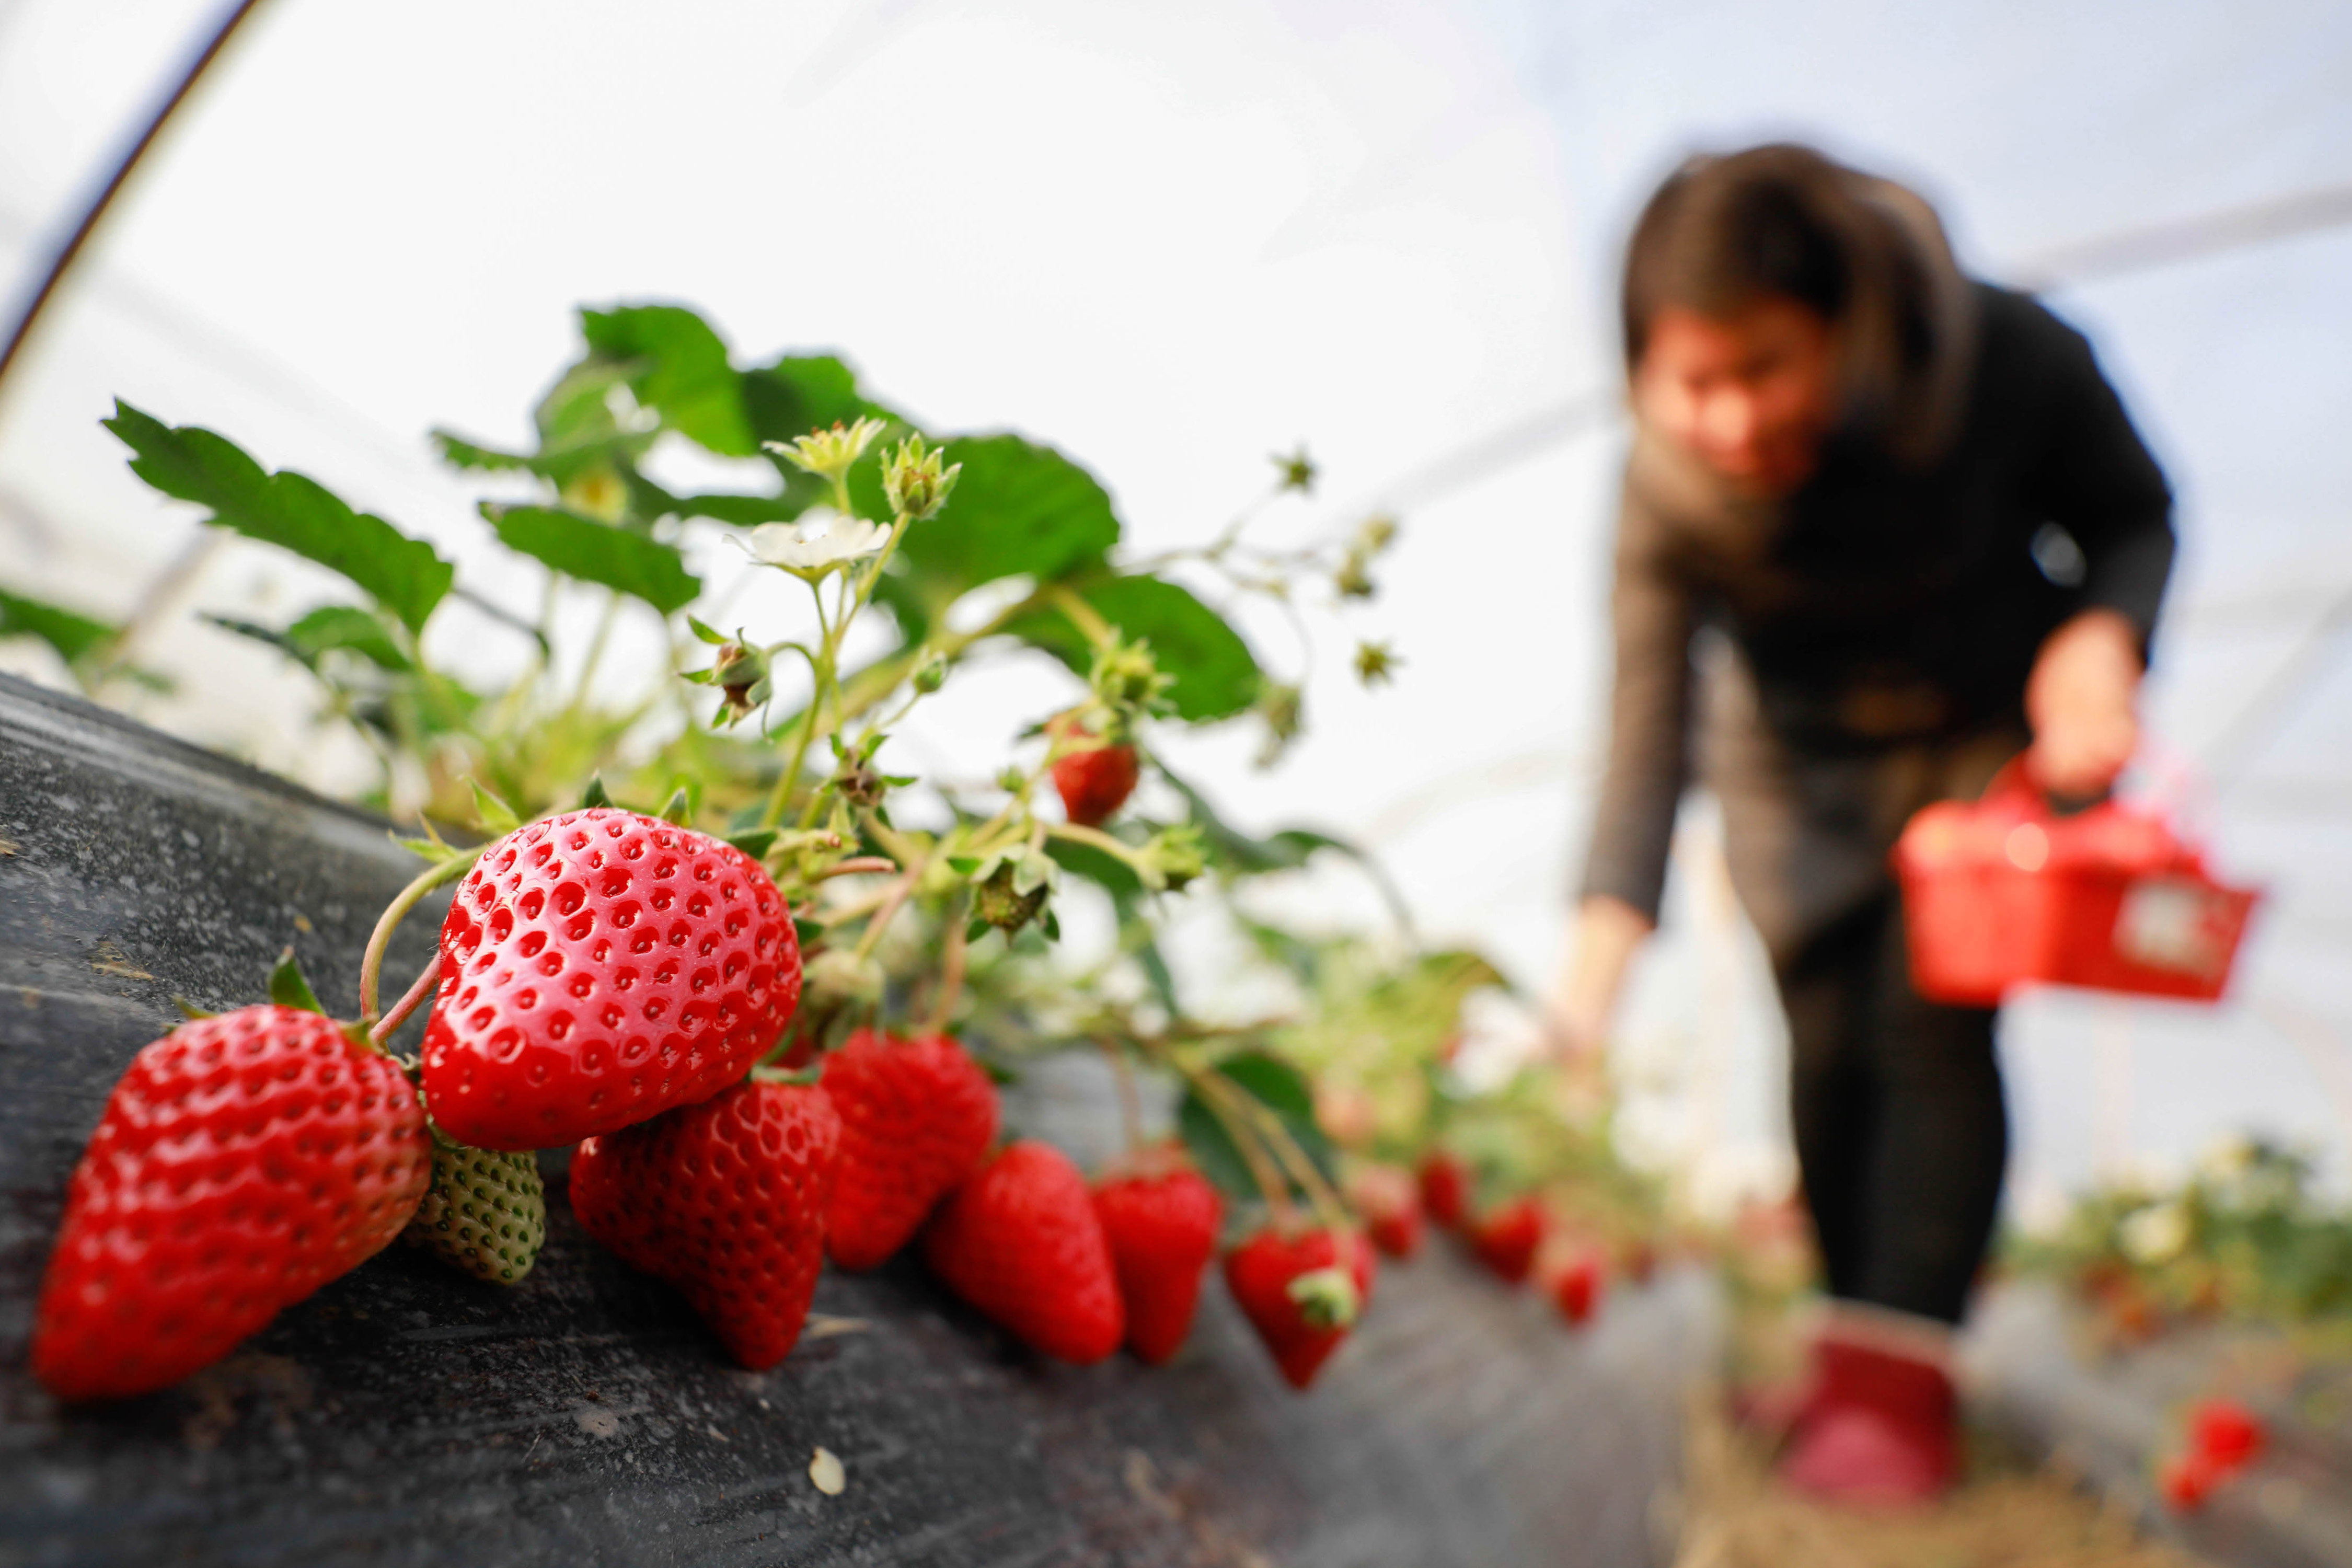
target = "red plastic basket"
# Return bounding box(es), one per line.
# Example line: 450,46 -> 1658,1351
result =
1894,762 -> 2259,1006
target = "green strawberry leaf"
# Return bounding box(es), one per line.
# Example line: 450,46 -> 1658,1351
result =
1178,1051 -> 1336,1204
659,786 -> 694,826
580,303 -> 756,457
0,586 -> 116,664
483,504 -> 700,614
211,604 -> 413,673
1045,834 -> 1143,900
269,946 -> 329,1016
106,402 -> 455,634
725,827 -> 779,860
581,774 -> 615,810
1004,574 -> 1260,722
742,352 -> 898,446
428,431 -> 537,473
471,780 -> 523,835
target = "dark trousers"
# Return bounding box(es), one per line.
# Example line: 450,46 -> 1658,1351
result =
1774,889 -> 2007,1325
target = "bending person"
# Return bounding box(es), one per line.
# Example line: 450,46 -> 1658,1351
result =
1552,144 -> 2173,1504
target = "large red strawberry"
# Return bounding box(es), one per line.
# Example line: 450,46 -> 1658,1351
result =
423,808 -> 800,1151
570,1075 -> 839,1369
32,1006 -> 432,1400
1093,1153 -> 1223,1365
923,1141 -> 1123,1364
1469,1196 -> 1546,1285
820,1028 -> 999,1270
1052,743 -> 1139,828
1417,1151 -> 1469,1231
1224,1225 -> 1376,1390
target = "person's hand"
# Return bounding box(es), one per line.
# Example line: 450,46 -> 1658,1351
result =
2026,609 -> 2143,798
1542,896 -> 1653,1060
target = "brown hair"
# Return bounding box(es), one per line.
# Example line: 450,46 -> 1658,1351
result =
1621,143 -> 1961,451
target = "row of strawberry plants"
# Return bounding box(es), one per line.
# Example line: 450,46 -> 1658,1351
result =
12,302 -> 1513,1403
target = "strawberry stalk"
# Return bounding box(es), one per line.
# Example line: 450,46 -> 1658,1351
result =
1193,1062 -> 1353,1240
815,856 -> 899,881
1173,1056 -> 1298,1231
370,950 -> 442,1047
921,889 -> 972,1034
359,846 -> 487,1025
1099,1037 -> 1146,1154
850,839 -> 938,963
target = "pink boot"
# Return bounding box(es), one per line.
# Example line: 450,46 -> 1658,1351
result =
1778,1306 -> 1959,1505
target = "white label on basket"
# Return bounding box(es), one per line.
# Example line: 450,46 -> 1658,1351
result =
2115,878 -> 2224,975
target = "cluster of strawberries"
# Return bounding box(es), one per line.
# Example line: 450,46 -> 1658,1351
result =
2157,1397 -> 2268,1513
1341,1153 -> 1618,1329
29,805 -> 1371,1402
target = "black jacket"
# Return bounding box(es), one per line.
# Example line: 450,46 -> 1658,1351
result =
1579,283 -> 2174,928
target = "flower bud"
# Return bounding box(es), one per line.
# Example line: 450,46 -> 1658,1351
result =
882,434 -> 961,522
912,649 -> 949,694
1273,444 -> 1317,494
1353,640 -> 1400,688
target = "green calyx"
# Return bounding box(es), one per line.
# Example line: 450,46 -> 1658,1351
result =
404,1129 -> 548,1285
1284,1263 -> 1361,1330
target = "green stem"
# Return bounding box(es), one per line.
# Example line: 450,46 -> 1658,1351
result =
1045,820 -> 1157,880
1101,1037 -> 1145,1155
1048,583 -> 1115,648
370,951 -> 442,1047
1178,1057 -> 1296,1230
763,587 -> 839,829
1203,1067 -> 1352,1237
851,839 -> 936,962
359,848 -> 486,1023
922,890 -> 970,1035
572,590 -> 622,707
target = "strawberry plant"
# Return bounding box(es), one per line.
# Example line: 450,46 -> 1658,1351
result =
16,297 -> 1686,1404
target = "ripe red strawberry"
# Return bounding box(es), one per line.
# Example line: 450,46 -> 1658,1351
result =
1093,1155 -> 1223,1365
1469,1196 -> 1546,1285
2160,1450 -> 2219,1513
1417,1151 -> 1469,1231
1052,743 -> 1140,828
820,1028 -> 999,1270
570,1075 -> 839,1369
2188,1399 -> 2266,1471
423,808 -> 800,1151
1546,1248 -> 1608,1326
1224,1225 -> 1377,1390
923,1141 -> 1123,1363
32,1006 -> 431,1400
1346,1163 -> 1423,1260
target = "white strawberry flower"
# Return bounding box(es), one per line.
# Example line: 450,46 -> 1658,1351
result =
744,509 -> 891,578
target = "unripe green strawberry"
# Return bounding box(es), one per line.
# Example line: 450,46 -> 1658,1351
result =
405,1128 -> 547,1284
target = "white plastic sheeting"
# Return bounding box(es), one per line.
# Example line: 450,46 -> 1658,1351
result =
3,0 -> 2347,1214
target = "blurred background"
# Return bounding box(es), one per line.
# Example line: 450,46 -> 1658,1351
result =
4,0 -> 2349,1227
